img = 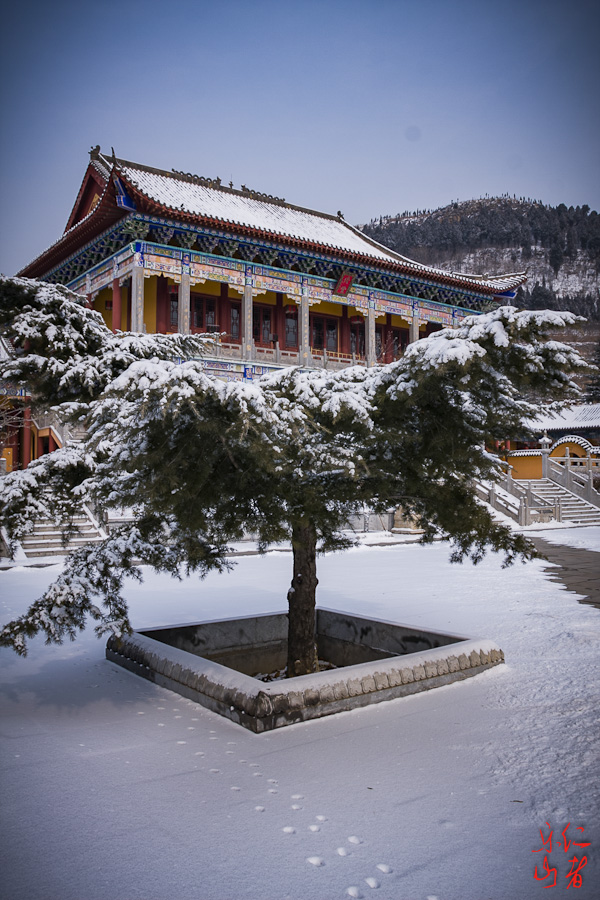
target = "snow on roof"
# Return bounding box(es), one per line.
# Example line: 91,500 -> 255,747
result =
107,153 -> 526,292
550,435 -> 600,453
532,404 -> 600,432
507,449 -> 542,457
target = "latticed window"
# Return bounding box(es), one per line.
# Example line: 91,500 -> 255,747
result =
193,296 -> 216,330
253,306 -> 272,344
230,303 -> 240,341
285,309 -> 298,348
350,321 -> 365,356
311,316 -> 338,352
170,298 -> 178,329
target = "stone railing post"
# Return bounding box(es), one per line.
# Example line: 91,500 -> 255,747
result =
518,497 -> 528,527
539,432 -> 551,479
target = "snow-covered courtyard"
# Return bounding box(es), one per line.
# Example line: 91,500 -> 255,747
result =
1,529 -> 599,899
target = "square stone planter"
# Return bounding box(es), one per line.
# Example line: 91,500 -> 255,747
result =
106,608 -> 504,732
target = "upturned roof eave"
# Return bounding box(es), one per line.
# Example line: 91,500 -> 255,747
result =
17,181 -> 125,278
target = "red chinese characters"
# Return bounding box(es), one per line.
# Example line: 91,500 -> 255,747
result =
532,822 -> 590,890
333,272 -> 354,297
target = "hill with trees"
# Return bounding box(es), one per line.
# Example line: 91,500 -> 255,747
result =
361,197 -> 600,322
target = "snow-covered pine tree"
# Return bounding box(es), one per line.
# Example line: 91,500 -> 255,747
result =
0,277 -> 588,672
584,340 -> 600,402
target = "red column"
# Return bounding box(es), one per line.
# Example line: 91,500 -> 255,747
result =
275,293 -> 285,346
126,279 -> 132,331
112,279 -> 122,333
22,406 -> 32,469
340,306 -> 351,355
220,282 -> 230,333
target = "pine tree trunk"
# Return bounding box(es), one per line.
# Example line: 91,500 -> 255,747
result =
287,521 -> 319,677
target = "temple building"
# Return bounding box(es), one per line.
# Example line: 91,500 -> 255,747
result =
18,147 -> 527,384
3,148 -> 529,473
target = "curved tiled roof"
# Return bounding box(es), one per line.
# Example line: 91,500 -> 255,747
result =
533,404 -> 600,432
549,435 -> 600,454
114,154 -> 527,295
18,149 -> 528,295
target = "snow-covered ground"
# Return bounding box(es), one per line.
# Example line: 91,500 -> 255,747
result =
1,538 -> 599,900
527,525 -> 600,552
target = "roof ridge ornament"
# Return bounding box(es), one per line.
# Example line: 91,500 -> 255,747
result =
240,185 -> 286,205
172,169 -> 222,189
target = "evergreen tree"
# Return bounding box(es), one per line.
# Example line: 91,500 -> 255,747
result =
0,278 -> 588,671
584,340 -> 600,402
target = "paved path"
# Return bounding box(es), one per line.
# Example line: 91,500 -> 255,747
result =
528,535 -> 600,610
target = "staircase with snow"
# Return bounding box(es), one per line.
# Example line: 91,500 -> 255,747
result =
514,479 -> 600,525
18,509 -> 107,559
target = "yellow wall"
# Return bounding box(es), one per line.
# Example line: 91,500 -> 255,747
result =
200,279 -> 222,296
550,441 -> 587,458
143,276 -> 157,333
120,284 -> 129,330
94,287 -> 112,329
390,314 -> 410,328
253,291 -> 277,307
507,455 -> 542,479
311,300 -> 344,317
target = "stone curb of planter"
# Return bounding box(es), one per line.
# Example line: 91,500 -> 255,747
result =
106,625 -> 504,733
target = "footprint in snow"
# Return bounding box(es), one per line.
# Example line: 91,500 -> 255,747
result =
348,836 -> 363,845
291,793 -> 304,799
306,857 -> 324,867
365,876 -> 380,888
209,768 -> 220,774
309,825 -> 320,832
254,806 -> 265,812
291,804 -> 303,810
337,848 -> 350,857
376,864 -> 392,874
316,815 -> 327,822
346,888 -> 363,898
282,826 -> 295,834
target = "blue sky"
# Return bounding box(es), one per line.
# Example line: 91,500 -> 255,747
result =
1,0 -> 598,275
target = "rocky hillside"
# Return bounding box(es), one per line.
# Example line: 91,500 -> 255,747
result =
361,197 -> 600,321
360,197 -> 600,387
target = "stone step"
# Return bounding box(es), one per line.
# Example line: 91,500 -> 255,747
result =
19,510 -> 106,558
513,478 -> 600,524
22,528 -> 101,541
21,537 -> 104,549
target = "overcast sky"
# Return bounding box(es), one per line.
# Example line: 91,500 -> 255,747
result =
1,0 -> 599,275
